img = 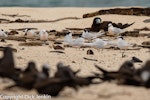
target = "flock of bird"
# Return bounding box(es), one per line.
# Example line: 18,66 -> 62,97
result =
0,17 -> 135,57
0,28 -> 49,41
64,17 -> 134,56
0,47 -> 150,97
0,47 -> 100,96
0,17 -> 149,97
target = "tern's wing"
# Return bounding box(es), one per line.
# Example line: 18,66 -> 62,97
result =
114,27 -> 124,34
112,22 -> 135,29
121,40 -> 130,46
107,41 -> 117,46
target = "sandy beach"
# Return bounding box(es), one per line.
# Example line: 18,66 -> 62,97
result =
0,7 -> 150,100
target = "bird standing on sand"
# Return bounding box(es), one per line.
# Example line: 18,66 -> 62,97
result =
117,36 -> 133,57
24,29 -> 36,39
83,38 -> 108,52
92,38 -> 108,50
70,37 -> 85,47
64,32 -> 85,47
0,29 -> 8,37
82,29 -> 104,41
108,23 -> 124,36
63,32 -> 73,44
94,60 -> 135,81
39,29 -> 48,41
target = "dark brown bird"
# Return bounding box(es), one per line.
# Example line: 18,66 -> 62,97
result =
142,60 -> 150,88
34,63 -> 98,96
33,77 -> 74,96
54,62 -> 80,89
118,61 -> 135,74
94,60 -> 150,86
90,17 -> 135,32
32,62 -> 78,96
0,47 -> 21,81
135,60 -> 150,88
120,60 -> 150,87
5,61 -> 38,90
5,61 -> 51,90
94,61 -> 135,81
41,64 -> 50,78
54,62 -> 80,79
55,62 -> 100,87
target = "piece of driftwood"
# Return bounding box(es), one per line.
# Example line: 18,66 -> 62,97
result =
49,51 -> 65,54
141,41 -> 150,48
139,45 -> 150,48
19,42 -> 44,46
83,7 -> 150,18
1,14 -> 30,18
0,36 -> 26,41
0,18 -> 10,23
118,48 -> 141,50
1,17 -> 80,24
7,30 -> 19,35
121,31 -> 140,37
142,41 -> 150,45
139,33 -> 150,37
55,30 -> 82,37
134,27 -> 150,31
121,30 -> 149,37
83,57 -> 98,61
64,44 -> 72,47
54,41 -> 63,44
9,28 -> 38,31
107,46 -> 141,50
65,28 -> 84,30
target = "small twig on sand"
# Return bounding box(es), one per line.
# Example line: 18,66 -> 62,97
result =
19,42 -> 44,46
9,28 -> 38,31
0,36 -> 26,42
83,57 -> 98,61
49,51 -> 65,54
1,17 -> 81,24
1,14 -> 30,17
65,28 -> 84,30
